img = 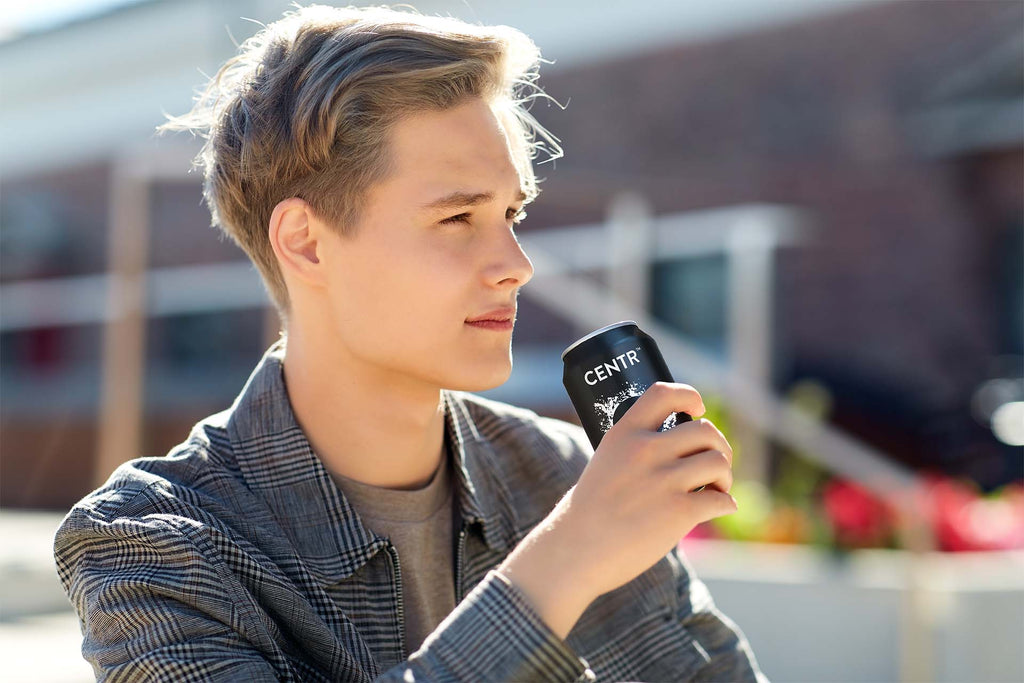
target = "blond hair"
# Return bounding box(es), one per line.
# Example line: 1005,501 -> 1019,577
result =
160,4 -> 560,322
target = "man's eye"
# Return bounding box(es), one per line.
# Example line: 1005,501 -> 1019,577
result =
439,213 -> 471,225
438,209 -> 527,226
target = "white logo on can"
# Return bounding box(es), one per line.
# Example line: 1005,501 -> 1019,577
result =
584,349 -> 642,386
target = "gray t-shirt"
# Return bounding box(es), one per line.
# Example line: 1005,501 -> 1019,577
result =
329,447 -> 456,655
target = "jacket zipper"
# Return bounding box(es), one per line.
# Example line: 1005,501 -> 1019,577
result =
455,523 -> 468,601
385,543 -> 407,660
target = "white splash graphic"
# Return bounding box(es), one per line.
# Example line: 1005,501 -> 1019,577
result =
593,382 -> 679,435
593,382 -> 645,433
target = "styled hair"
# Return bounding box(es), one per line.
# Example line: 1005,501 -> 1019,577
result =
159,4 -> 560,322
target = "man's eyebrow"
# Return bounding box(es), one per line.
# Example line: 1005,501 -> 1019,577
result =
420,189 -> 528,212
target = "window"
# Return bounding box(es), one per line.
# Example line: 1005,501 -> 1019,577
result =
651,254 -> 728,361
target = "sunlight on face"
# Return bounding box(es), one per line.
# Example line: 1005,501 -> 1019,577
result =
318,97 -> 535,393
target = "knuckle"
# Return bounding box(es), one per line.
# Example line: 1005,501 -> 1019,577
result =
699,418 -> 722,439
649,381 -> 672,397
710,449 -> 730,466
705,450 -> 733,492
648,382 -> 706,413
682,383 -> 703,403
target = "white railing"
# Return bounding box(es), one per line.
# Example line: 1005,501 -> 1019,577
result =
0,262 -> 266,331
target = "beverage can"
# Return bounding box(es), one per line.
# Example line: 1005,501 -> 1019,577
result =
561,321 -> 693,450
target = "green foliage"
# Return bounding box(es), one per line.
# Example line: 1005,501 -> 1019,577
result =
697,380 -> 838,548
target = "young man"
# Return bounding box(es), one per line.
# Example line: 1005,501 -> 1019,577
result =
55,5 -> 766,681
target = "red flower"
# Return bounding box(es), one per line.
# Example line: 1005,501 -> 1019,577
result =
922,475 -> 1024,552
822,479 -> 894,549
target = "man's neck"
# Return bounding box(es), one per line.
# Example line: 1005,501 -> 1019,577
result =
280,323 -> 447,490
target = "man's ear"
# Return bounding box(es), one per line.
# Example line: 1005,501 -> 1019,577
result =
269,198 -> 326,288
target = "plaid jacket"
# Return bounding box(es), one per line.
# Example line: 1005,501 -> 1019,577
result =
54,341 -> 765,682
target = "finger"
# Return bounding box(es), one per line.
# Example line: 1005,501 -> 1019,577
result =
689,487 -> 740,524
617,382 -> 706,432
663,449 -> 734,495
652,418 -> 733,466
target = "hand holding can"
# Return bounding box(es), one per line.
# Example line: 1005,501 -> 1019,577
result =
499,348 -> 736,636
561,321 -> 703,490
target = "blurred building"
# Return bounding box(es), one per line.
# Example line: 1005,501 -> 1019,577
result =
1,0 -> 1021,509
524,1 -> 1024,487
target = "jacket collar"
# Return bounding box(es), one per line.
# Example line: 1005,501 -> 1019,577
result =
441,389 -> 520,554
225,341 -> 517,586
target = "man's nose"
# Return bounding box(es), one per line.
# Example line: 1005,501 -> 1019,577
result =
494,227 -> 534,288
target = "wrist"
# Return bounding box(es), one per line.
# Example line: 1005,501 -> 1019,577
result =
497,522 -> 596,640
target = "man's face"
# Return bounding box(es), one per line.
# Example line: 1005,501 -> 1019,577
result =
315,97 -> 535,393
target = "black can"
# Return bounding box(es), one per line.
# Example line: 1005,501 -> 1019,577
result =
561,321 -> 693,450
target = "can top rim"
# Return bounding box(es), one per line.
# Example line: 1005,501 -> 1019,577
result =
560,321 -> 637,360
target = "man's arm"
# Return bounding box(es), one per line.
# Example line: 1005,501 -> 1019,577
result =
495,382 -> 769,681
56,509 -> 595,682
497,383 -> 738,641
55,514 -> 283,682
393,570 -> 592,682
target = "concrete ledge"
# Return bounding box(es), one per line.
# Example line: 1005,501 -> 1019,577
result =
681,539 -> 1024,683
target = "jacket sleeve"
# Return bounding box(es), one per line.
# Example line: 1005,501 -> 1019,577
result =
55,506 -> 595,683
668,547 -> 770,683
54,511 -> 282,682
383,570 -> 595,682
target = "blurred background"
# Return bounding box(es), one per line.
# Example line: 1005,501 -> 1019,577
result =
0,0 -> 1021,681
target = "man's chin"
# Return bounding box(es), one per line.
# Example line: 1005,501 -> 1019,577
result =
444,362 -> 513,393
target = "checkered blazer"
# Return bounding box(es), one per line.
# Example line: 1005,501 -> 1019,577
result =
54,341 -> 765,682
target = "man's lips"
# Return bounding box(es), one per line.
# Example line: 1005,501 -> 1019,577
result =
466,306 -> 516,323
466,305 -> 516,332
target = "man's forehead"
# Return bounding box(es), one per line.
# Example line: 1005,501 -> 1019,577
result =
379,100 -> 528,208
